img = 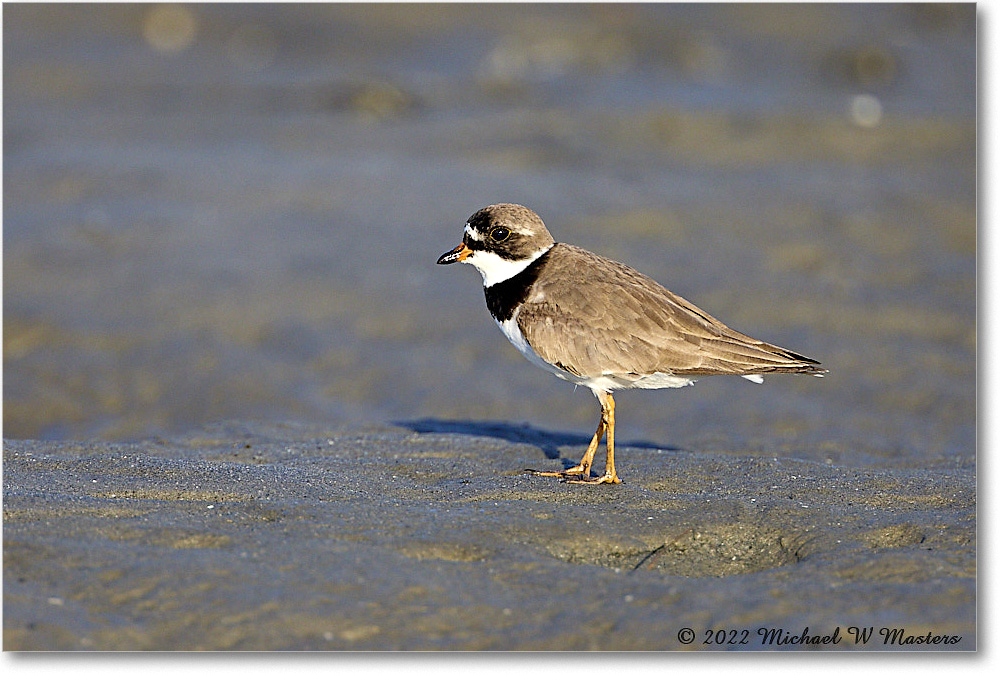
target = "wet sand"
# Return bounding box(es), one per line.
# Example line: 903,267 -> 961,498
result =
2,3 -> 976,651
4,421 -> 975,650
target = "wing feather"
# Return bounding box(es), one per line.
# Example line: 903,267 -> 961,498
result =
516,244 -> 825,380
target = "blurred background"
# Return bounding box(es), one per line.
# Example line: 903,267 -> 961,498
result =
3,3 -> 975,468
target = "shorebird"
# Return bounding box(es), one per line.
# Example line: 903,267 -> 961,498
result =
437,203 -> 826,484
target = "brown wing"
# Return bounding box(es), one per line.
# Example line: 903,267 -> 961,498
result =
516,244 -> 826,379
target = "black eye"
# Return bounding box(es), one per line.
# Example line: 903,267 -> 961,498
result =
489,226 -> 511,242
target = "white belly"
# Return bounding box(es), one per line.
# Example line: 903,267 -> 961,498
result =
495,316 -> 575,382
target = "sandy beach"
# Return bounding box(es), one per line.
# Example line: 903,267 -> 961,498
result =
3,421 -> 975,650
3,4 -> 976,650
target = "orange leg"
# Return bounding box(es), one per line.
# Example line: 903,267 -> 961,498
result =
564,391 -> 621,484
527,391 -> 622,485
525,413 -> 605,478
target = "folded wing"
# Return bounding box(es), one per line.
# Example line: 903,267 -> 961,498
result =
517,244 -> 827,381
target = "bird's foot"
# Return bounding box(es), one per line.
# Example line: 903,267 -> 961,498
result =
562,472 -> 622,485
524,465 -> 589,479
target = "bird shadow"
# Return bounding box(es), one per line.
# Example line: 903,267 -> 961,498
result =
395,417 -> 680,468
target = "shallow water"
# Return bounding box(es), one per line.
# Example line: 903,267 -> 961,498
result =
2,3 -> 977,651
4,4 -> 976,469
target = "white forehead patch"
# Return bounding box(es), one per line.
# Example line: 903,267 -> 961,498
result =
464,223 -> 484,242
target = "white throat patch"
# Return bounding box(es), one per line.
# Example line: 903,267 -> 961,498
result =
463,245 -> 552,287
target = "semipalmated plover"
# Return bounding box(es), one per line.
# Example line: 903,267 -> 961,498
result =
438,203 -> 826,484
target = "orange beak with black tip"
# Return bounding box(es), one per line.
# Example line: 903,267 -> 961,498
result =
437,242 -> 472,265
